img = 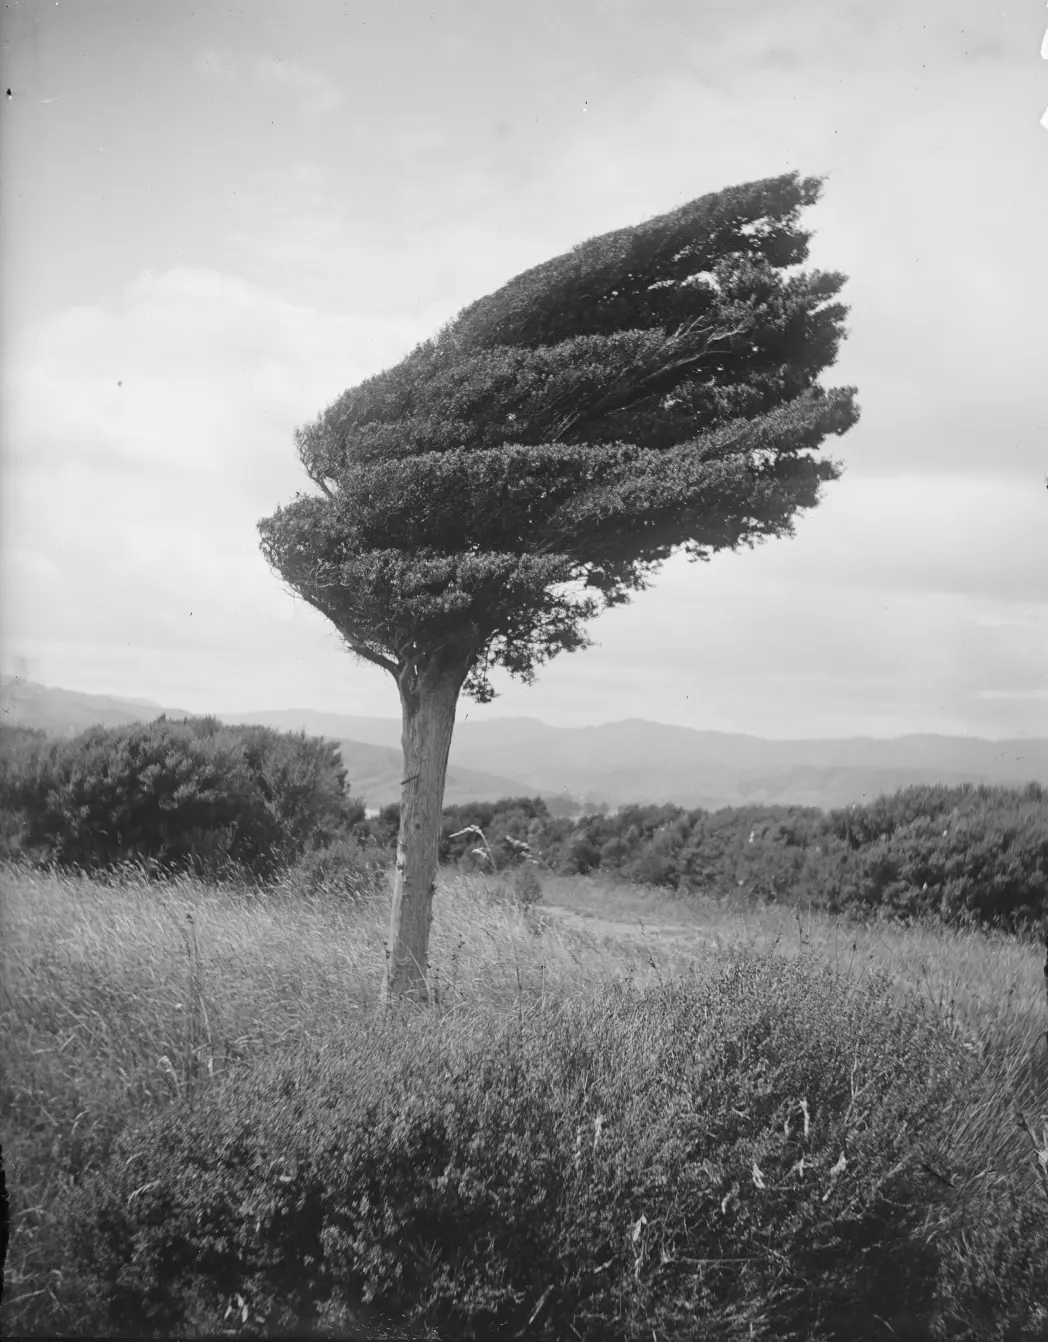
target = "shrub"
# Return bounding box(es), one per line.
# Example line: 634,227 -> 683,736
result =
0,718 -> 363,881
831,787 -> 1048,930
0,725 -> 55,860
440,798 -> 551,871
364,801 -> 402,850
495,861 -> 543,908
523,788 -> 1048,932
230,723 -> 362,864
285,833 -> 387,901
59,951 -> 1042,1340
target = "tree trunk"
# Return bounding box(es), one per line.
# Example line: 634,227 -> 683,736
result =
382,657 -> 466,1005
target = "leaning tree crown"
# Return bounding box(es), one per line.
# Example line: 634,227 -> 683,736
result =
259,171 -> 859,1001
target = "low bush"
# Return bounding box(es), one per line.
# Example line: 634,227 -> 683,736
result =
317,784 -> 1048,933
55,952 -> 1046,1339
0,718 -> 363,881
531,787 -> 1048,932
509,860 -> 543,907
284,833 -> 388,900
440,797 -> 551,871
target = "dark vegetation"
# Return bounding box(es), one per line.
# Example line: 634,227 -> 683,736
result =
3,722 -> 1047,931
439,786 -> 1048,931
49,957 -> 1045,1341
3,722 -> 1048,1339
0,719 -> 364,881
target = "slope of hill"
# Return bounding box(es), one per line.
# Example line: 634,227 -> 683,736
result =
6,680 -> 1047,813
332,739 -> 543,809
0,678 -> 191,735
0,680 -> 532,810
223,707 -> 1048,809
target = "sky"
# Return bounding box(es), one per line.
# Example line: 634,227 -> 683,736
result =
1,0 -> 1046,739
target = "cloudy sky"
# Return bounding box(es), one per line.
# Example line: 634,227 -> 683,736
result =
1,0 -> 1046,739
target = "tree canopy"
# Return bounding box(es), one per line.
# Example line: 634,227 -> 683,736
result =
259,171 -> 857,704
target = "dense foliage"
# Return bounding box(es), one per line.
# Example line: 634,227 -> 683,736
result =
56,954 -> 1043,1340
259,172 -> 857,704
5,719 -> 1043,930
0,720 -> 363,880
430,785 -> 1048,931
258,170 -> 860,1001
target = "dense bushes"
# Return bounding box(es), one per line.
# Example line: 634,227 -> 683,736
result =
825,784 -> 1048,927
0,719 -> 364,880
58,952 -> 1043,1339
440,796 -> 550,870
286,832 -> 388,899
4,717 -> 1045,928
431,787 -> 1048,932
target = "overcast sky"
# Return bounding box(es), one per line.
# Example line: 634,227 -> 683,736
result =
1,0 -> 1046,738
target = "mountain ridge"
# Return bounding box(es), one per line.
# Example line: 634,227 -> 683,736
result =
4,678 -> 1046,812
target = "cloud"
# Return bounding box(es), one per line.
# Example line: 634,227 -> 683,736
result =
191,50 -> 345,116
459,467 -> 1048,738
0,267 -> 432,712
6,0 -> 1045,734
473,550 -> 1048,738
192,49 -> 234,79
3,266 -> 1044,738
252,57 -> 345,114
761,475 -> 1048,604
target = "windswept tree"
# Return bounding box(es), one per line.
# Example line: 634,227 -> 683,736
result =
259,171 -> 859,1001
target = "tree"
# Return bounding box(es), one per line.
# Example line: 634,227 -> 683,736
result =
259,171 -> 859,1002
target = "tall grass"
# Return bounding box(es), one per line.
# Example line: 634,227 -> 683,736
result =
2,859 -> 1047,1338
0,859 -> 649,1329
547,873 -> 1048,1178
545,872 -> 1047,1053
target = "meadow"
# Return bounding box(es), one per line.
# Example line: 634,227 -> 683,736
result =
2,858 -> 1047,1339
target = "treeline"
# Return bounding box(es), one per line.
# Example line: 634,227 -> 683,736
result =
3,721 -> 1046,930
432,787 -> 1048,931
0,719 -> 364,881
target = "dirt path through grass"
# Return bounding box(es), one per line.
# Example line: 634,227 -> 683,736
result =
537,874 -> 1048,1071
538,899 -> 718,953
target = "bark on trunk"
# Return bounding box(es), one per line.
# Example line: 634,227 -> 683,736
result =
382,658 -> 465,1005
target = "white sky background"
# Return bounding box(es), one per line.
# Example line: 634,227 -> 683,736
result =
1,0 -> 1046,738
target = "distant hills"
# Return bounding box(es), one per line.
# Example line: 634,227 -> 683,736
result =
0,680 -> 194,736
0,679 -> 528,810
4,677 -> 1047,813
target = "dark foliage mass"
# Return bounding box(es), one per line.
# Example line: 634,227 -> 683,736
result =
429,785 -> 1048,931
57,956 -> 1044,1340
259,172 -> 857,702
5,721 -> 1044,931
0,720 -> 363,880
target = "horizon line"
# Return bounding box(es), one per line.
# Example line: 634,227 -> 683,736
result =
3,675 -> 1045,745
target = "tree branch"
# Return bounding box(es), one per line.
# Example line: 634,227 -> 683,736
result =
339,636 -> 400,677
549,322 -> 748,442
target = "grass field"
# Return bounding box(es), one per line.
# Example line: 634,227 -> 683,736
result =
2,859 -> 1047,1338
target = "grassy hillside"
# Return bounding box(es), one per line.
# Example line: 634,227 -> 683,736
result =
3,861 -> 1046,1339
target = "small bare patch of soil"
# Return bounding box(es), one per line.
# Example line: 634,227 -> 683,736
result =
538,901 -> 717,953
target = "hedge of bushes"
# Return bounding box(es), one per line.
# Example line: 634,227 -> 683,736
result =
0,719 -> 365,881
4,719 -> 1045,929
433,785 -> 1048,931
